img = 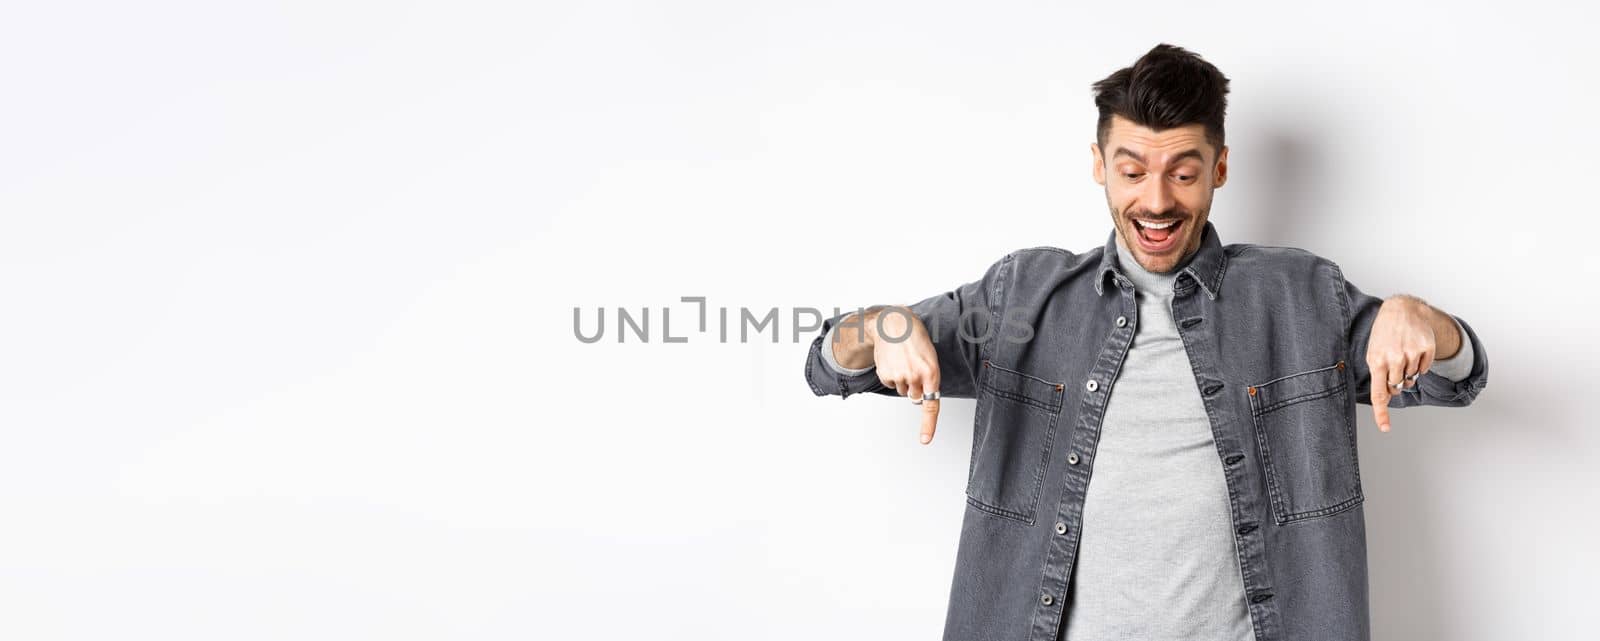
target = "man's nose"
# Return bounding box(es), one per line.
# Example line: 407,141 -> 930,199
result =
1139,176 -> 1175,215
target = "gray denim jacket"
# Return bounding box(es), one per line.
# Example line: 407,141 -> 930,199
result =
802,220 -> 1489,641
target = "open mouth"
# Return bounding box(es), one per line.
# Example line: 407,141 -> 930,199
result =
1132,217 -> 1184,251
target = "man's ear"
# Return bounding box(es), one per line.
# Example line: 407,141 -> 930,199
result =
1091,142 -> 1105,186
1213,145 -> 1229,188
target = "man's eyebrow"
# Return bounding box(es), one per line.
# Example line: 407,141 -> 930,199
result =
1111,147 -> 1207,165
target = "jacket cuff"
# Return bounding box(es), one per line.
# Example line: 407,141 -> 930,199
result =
1411,313 -> 1489,406
804,309 -> 888,399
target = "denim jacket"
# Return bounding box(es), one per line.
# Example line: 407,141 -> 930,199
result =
802,220 -> 1489,641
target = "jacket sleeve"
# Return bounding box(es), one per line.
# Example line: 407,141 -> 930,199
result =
1337,264 -> 1489,408
803,252 -> 1014,400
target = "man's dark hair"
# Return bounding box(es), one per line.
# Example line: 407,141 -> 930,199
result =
1092,43 -> 1231,155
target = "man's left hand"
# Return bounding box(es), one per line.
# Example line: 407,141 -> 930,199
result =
1366,294 -> 1440,433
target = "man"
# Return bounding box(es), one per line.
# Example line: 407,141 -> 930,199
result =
801,43 -> 1488,641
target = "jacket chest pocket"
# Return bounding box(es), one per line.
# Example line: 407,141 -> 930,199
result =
1247,360 -> 1364,525
966,360 -> 1064,525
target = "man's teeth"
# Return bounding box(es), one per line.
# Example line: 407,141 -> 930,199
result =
1136,219 -> 1176,229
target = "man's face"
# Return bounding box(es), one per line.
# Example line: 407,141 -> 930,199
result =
1092,114 -> 1229,274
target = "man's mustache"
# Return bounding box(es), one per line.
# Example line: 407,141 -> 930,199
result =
1125,209 -> 1191,221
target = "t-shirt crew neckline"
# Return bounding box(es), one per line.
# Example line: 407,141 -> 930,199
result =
1113,229 -> 1189,296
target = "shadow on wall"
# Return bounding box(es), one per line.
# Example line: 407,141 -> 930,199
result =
1250,128 -> 1314,249
1354,344 -> 1569,640
1248,124 -> 1579,640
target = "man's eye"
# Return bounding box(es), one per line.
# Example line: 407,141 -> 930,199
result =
1123,173 -> 1143,180
1176,175 -> 1196,182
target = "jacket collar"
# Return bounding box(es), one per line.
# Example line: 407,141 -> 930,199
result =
1095,219 -> 1228,300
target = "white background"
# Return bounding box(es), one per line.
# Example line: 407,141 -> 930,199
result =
2,1 -> 1596,639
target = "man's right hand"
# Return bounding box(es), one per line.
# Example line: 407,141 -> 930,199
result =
867,308 -> 943,445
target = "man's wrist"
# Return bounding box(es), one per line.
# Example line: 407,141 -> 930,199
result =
852,304 -> 890,345
822,323 -> 875,375
826,305 -> 892,372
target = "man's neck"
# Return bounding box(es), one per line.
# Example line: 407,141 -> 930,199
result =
1113,231 -> 1182,295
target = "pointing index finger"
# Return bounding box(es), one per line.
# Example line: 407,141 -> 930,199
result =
920,397 -> 940,444
1371,362 -> 1392,432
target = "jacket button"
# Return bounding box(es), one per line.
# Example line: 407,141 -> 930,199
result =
1055,522 -> 1068,535
1085,379 -> 1099,392
1041,593 -> 1054,606
1067,453 -> 1080,465
1115,315 -> 1127,327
